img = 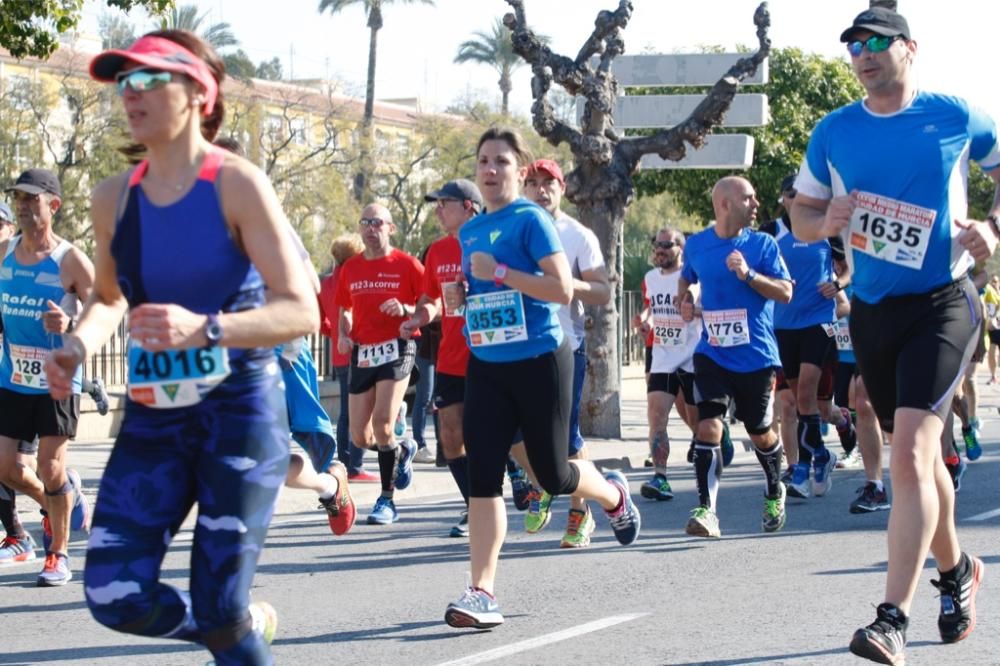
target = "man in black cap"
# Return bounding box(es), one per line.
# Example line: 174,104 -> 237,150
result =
789,5 -> 1000,663
0,168 -> 95,586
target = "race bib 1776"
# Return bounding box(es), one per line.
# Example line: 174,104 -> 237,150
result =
702,309 -> 750,347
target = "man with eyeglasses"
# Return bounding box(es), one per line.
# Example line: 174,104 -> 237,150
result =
790,6 -> 1000,663
0,169 -> 94,585
631,227 -> 701,505
401,179 -> 482,538
335,203 -> 424,526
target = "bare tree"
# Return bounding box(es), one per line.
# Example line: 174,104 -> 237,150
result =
503,0 -> 771,436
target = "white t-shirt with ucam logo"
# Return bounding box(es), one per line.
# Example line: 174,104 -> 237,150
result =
552,213 -> 605,351
642,267 -> 700,374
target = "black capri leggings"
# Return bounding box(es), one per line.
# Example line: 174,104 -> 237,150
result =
463,340 -> 580,498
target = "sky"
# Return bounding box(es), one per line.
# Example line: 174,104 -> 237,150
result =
80,0 -> 999,120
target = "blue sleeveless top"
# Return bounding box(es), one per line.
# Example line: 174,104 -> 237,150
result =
110,148 -> 269,374
0,237 -> 83,394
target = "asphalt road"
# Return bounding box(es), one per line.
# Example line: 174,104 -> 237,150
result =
1,372 -> 998,666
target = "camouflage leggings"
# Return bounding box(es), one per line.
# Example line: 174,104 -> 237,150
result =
83,367 -> 289,666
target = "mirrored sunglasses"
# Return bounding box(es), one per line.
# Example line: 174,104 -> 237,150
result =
116,68 -> 174,95
359,218 -> 387,227
846,35 -> 902,57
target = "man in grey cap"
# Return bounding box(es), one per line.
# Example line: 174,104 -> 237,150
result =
399,179 -> 482,537
790,5 -> 1000,663
0,168 -> 95,585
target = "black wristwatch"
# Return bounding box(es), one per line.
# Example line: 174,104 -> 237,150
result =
205,314 -> 223,348
745,269 -> 757,283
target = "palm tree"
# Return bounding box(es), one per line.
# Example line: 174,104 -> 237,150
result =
159,4 -> 239,52
317,0 -> 435,201
455,18 -> 543,116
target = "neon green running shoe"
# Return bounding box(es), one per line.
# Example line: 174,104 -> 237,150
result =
639,474 -> 674,501
524,489 -> 553,533
762,484 -> 786,533
559,508 -> 596,548
249,601 -> 278,645
685,506 -> 721,538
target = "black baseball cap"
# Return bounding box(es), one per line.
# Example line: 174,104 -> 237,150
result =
424,179 -> 483,210
5,168 -> 61,198
840,7 -> 910,42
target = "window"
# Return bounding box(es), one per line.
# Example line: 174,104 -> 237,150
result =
290,117 -> 307,146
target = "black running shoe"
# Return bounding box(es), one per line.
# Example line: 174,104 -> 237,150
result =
849,603 -> 907,665
931,554 -> 984,644
849,482 -> 891,514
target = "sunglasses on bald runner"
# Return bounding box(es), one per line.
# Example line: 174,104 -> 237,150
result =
359,218 -> 388,227
652,240 -> 678,250
115,68 -> 175,95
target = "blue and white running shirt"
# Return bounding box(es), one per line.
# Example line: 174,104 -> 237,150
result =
796,92 -> 1000,303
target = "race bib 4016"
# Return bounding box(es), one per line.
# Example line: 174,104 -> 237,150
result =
127,342 -> 230,408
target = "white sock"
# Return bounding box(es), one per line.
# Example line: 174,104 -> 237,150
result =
318,473 -> 338,501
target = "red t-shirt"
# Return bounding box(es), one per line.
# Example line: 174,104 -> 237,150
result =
334,249 -> 424,345
422,235 -> 469,377
319,267 -> 350,367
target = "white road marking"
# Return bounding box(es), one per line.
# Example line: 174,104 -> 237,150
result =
965,507 -> 1000,522
436,613 -> 649,666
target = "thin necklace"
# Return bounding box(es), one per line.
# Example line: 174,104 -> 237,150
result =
146,152 -> 204,192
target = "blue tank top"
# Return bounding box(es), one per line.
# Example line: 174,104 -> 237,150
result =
111,148 -> 268,378
0,237 -> 82,394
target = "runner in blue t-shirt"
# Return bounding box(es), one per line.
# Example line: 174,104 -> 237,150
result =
677,176 -> 792,539
443,128 -> 640,631
761,177 -> 857,500
789,7 -> 1000,663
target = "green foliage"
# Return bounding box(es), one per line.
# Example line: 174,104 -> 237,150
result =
0,66 -> 132,251
634,47 -> 864,224
454,19 -> 546,114
0,0 -> 171,59
97,11 -> 137,49
256,58 -> 284,81
620,191 -> 702,290
366,109 -> 572,255
159,4 -> 238,51
223,50 -> 257,80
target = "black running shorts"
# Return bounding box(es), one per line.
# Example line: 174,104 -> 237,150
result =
348,338 -> 417,394
692,354 -> 775,436
850,279 -> 979,433
776,324 -> 836,381
0,389 -> 79,441
433,372 -> 465,410
647,369 -> 696,406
